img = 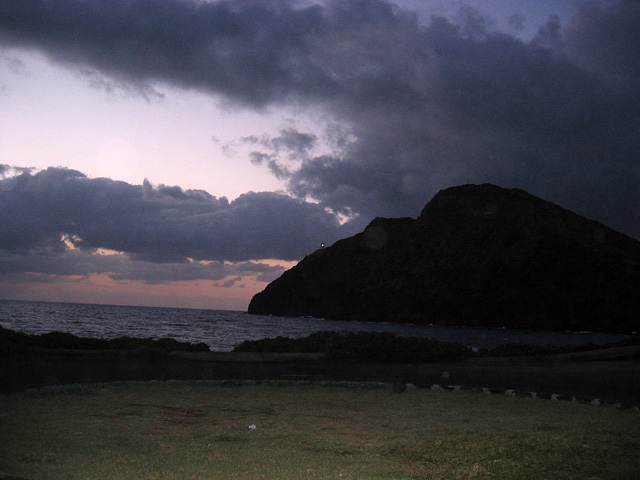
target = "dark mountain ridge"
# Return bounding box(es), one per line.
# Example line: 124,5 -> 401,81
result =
248,184 -> 640,333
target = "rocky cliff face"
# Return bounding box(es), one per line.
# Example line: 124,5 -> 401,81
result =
248,184 -> 640,333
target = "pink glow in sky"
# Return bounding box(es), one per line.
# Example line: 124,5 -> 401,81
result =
1,0 -> 638,310
0,49 -> 309,199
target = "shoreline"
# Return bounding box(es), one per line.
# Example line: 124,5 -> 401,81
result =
2,346 -> 639,407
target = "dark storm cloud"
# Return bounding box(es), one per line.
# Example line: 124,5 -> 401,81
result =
212,276 -> 242,288
1,0 -> 639,240
0,167 -> 347,279
507,14 -> 526,32
0,0 -> 336,107
242,128 -> 318,157
106,260 -> 284,285
80,68 -> 166,102
244,127 -> 319,181
562,1 -> 640,78
0,246 -> 285,285
271,128 -> 318,156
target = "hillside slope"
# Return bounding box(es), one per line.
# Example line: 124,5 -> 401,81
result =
249,184 -> 640,333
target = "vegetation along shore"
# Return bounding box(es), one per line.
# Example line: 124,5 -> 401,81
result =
2,327 -> 639,407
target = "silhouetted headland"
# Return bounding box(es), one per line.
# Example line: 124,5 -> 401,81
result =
249,184 -> 640,334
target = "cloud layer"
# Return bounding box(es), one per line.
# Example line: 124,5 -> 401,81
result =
1,0 -> 639,290
0,166 -> 345,282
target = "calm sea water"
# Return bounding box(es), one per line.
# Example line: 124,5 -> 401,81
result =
0,299 -> 627,352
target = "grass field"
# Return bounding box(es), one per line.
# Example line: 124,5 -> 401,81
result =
1,380 -> 639,480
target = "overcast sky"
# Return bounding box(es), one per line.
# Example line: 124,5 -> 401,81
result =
1,0 -> 638,310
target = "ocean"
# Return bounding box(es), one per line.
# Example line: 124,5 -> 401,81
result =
0,299 -> 627,352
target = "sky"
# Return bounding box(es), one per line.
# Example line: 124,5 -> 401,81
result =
1,0 -> 639,311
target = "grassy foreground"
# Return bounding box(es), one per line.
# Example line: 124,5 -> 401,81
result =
1,381 -> 639,480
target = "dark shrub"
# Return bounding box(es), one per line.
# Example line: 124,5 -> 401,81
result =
234,330 -> 472,363
0,326 -> 209,352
